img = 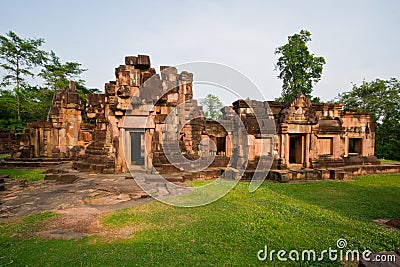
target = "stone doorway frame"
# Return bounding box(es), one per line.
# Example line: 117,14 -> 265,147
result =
289,134 -> 305,165
123,128 -> 146,169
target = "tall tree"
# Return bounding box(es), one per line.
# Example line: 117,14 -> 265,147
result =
39,51 -> 86,90
336,78 -> 400,160
0,31 -> 48,120
274,30 -> 326,102
39,51 -> 87,120
200,94 -> 223,120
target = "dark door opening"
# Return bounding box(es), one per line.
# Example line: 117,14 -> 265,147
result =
131,132 -> 144,165
289,135 -> 303,164
216,137 -> 226,155
349,138 -> 362,154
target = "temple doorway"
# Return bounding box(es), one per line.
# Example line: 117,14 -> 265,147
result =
349,138 -> 362,154
216,137 -> 226,155
130,132 -> 144,165
289,134 -> 304,164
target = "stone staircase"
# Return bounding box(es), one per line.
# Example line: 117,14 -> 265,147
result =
72,130 -> 115,174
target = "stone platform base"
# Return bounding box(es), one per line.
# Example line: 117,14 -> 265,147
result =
142,163 -> 400,184
0,157 -> 71,168
269,164 -> 400,183
72,161 -> 115,174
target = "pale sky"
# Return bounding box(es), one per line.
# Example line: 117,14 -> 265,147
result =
1,0 -> 399,105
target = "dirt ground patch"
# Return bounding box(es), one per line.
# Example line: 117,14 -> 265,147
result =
373,218 -> 400,231
0,168 -> 154,239
0,164 -> 192,240
0,170 -> 150,217
386,218 -> 400,229
40,207 -> 102,237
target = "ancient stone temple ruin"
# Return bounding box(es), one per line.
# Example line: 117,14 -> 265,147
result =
2,54 -> 399,181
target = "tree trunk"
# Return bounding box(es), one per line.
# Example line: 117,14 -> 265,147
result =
16,60 -> 21,121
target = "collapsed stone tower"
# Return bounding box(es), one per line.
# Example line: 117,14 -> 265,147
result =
11,82 -> 83,159
73,55 -> 207,173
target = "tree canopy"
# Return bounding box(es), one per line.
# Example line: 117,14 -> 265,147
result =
0,31 -> 98,132
200,94 -> 223,120
336,78 -> 400,160
39,50 -> 86,90
336,78 -> 400,122
0,31 -> 48,120
275,30 -> 325,102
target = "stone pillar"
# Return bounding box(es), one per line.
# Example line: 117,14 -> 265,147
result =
226,134 -> 232,157
301,135 -> 305,165
344,136 -> 349,156
279,123 -> 289,166
280,124 -> 289,166
59,128 -> 67,155
305,133 -> 311,168
46,129 -> 52,157
309,126 -> 318,162
52,128 -> 59,156
39,128 -> 44,156
284,134 -> 290,166
117,128 -> 124,173
122,128 -> 130,170
277,134 -> 282,159
370,133 -> 375,157
145,129 -> 153,171
32,129 -> 38,157
362,136 -> 368,157
333,135 -> 341,158
248,135 -> 255,161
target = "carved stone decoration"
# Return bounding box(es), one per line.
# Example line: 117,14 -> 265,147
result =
290,94 -> 311,108
117,85 -> 131,98
305,107 -> 317,123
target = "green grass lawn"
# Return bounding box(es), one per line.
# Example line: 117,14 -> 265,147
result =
0,169 -> 45,182
1,174 -> 400,266
0,153 -> 10,159
381,159 -> 400,165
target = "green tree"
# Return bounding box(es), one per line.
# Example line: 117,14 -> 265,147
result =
375,118 -> 400,160
200,94 -> 223,120
336,78 -> 400,160
0,31 -> 48,120
0,89 -> 21,131
274,30 -> 326,102
0,31 -> 97,130
0,85 -> 53,131
39,51 -> 86,90
39,51 -> 88,120
336,79 -> 400,122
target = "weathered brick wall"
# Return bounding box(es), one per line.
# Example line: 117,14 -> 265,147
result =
235,94 -> 377,169
0,129 -> 19,154
49,82 -> 83,158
